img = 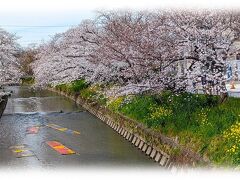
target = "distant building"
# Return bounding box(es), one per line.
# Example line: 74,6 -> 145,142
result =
226,53 -> 240,82
174,51 -> 240,95
225,40 -> 240,82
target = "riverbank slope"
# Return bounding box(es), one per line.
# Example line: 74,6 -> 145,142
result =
47,80 -> 240,168
48,87 -> 209,169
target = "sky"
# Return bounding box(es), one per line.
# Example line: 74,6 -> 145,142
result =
0,0 -> 239,47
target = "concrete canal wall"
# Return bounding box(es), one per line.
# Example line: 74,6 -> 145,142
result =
48,88 -> 209,169
0,93 -> 8,119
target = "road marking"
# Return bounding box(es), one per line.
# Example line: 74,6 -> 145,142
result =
58,128 -> 67,131
9,145 -> 35,158
46,141 -> 76,155
73,131 -> 80,135
9,145 -> 25,149
46,123 -> 80,135
14,149 -> 24,153
26,126 -> 40,134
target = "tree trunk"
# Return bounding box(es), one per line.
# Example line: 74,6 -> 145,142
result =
219,92 -> 228,104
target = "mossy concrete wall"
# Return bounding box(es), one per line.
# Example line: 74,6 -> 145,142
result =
0,94 -> 8,119
48,88 -> 210,169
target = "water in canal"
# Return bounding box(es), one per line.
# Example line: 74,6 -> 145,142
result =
0,86 -> 155,168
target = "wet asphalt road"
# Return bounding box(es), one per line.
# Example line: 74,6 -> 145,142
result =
0,86 -> 155,168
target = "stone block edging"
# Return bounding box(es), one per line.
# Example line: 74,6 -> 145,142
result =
47,88 -> 209,169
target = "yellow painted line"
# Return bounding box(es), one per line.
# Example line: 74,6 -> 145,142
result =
10,145 -> 34,158
47,123 -> 80,135
14,149 -> 24,153
73,131 -> 80,135
58,128 -> 67,132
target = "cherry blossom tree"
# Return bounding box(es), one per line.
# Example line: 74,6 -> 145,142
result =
32,21 -> 97,87
0,28 -> 22,85
94,11 -> 240,95
164,11 -> 240,95
32,10 -> 240,97
18,46 -> 37,76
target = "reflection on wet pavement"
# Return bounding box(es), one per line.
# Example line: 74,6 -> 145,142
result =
0,86 -> 155,168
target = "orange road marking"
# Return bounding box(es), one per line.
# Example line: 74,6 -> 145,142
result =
26,126 -> 40,134
46,141 -> 76,155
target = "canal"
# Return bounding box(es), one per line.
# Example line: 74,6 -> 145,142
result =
0,86 -> 155,168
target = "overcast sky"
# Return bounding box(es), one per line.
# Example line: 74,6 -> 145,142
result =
0,0 -> 239,47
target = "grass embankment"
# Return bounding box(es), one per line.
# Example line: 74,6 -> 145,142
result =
21,76 -> 35,85
54,80 -> 240,167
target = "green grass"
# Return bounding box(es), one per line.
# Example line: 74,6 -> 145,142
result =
55,79 -> 89,95
21,77 -> 35,85
55,80 -> 107,105
108,91 -> 240,166
55,80 -> 240,167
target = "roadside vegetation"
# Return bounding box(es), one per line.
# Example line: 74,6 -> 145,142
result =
54,80 -> 240,167
20,76 -> 35,85
5,10 -> 238,168
1,6 -> 240,168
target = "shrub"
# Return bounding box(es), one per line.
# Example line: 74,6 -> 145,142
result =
21,76 -> 35,85
53,80 -> 240,167
69,79 -> 89,93
80,87 -> 96,100
55,79 -> 89,94
108,97 -> 125,111
222,121 -> 240,165
119,95 -> 157,122
96,94 -> 108,105
145,106 -> 173,128
55,84 -> 68,92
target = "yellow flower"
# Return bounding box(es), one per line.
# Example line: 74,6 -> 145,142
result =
150,107 -> 172,119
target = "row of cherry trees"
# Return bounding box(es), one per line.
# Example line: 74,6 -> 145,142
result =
0,28 -> 22,85
33,10 -> 240,95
